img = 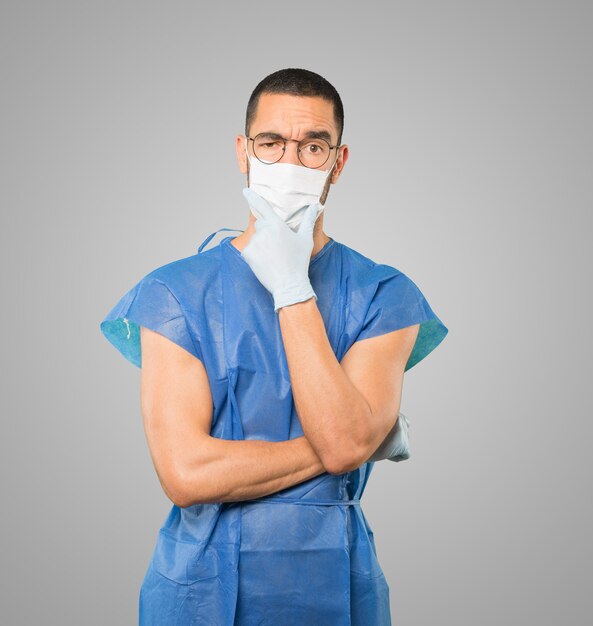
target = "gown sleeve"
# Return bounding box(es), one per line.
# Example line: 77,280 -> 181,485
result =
99,274 -> 202,368
355,270 -> 448,372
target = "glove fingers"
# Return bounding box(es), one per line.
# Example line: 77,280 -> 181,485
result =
242,188 -> 281,224
297,204 -> 319,238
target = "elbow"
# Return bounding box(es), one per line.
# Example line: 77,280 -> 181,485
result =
157,437 -> 221,508
322,445 -> 367,476
163,474 -> 194,508
320,428 -> 371,476
160,466 -> 206,509
168,481 -> 208,509
170,481 -> 195,508
166,462 -> 228,508
171,493 -> 192,509
323,459 -> 347,476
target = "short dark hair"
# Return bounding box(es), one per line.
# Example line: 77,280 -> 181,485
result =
245,68 -> 344,145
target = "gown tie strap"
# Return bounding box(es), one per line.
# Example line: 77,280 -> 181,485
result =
244,496 -> 361,506
197,227 -> 245,254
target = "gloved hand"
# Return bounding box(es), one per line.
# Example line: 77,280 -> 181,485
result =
241,187 -> 319,313
366,412 -> 411,463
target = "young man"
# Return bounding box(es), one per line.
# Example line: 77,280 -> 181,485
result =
101,68 -> 448,625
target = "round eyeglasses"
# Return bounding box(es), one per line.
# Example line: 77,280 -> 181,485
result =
246,133 -> 341,169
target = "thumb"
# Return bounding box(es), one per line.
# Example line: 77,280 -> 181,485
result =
297,203 -> 319,238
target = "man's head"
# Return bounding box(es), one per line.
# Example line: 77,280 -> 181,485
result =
236,68 -> 348,207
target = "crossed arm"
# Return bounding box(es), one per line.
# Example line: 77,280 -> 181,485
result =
139,304 -> 418,508
277,297 -> 417,474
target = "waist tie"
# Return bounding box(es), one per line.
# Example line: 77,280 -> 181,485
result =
245,496 -> 361,506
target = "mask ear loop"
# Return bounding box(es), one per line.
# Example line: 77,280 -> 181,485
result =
319,148 -> 339,207
244,135 -> 252,186
326,144 -> 340,179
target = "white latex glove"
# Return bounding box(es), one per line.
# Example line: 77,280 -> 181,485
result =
366,412 -> 411,463
241,187 -> 319,313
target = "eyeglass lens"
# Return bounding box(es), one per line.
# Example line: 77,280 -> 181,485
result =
252,134 -> 332,168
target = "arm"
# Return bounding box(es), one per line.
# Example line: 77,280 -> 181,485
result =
278,298 -> 419,475
140,327 -> 326,508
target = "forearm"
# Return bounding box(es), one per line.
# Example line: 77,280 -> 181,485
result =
177,434 -> 327,507
278,298 -> 372,472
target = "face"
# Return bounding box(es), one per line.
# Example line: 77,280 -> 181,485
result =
236,93 -> 349,206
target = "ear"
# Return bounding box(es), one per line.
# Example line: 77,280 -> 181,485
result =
236,134 -> 248,174
330,144 -> 349,183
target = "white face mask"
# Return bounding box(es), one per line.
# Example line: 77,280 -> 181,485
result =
244,135 -> 337,232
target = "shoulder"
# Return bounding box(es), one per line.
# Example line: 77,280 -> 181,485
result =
141,246 -> 222,304
336,241 -> 448,371
335,240 -> 411,292
145,245 -> 221,283
100,247 -> 221,368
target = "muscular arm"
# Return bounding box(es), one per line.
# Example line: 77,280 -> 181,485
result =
139,327 -> 326,509
278,297 -> 418,475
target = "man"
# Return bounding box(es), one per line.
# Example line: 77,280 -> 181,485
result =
101,68 -> 448,625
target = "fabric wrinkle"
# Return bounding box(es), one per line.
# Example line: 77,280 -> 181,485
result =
99,225 -> 449,625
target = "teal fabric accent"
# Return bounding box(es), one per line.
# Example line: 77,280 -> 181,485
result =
99,228 -> 448,625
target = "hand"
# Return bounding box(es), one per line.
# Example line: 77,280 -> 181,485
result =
366,412 -> 411,463
241,187 -> 319,313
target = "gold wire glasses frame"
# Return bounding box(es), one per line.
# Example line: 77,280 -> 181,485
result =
246,133 -> 341,169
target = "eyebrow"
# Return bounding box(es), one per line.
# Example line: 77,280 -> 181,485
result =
258,130 -> 334,143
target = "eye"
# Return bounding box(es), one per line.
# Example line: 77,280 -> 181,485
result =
257,141 -> 283,149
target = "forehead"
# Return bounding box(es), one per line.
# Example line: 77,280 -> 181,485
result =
252,93 -> 337,139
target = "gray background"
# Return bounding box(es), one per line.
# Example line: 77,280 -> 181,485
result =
1,1 -> 591,624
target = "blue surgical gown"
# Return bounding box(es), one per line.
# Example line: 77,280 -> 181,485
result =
100,227 -> 448,625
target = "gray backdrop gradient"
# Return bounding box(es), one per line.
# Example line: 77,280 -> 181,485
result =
1,1 -> 591,624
